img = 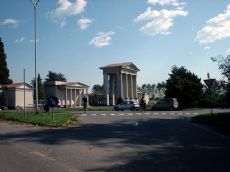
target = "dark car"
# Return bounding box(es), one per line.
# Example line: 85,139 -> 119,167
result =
152,98 -> 179,111
114,101 -> 140,111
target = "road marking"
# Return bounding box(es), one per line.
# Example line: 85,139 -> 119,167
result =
119,113 -> 125,116
186,113 -> 191,115
91,114 -> 97,116
162,113 -> 166,115
110,113 -> 115,116
81,114 -> 87,116
193,112 -> 199,115
170,112 -> 175,115
136,113 -> 142,115
153,113 -> 159,115
144,112 -> 150,115
178,112 -> 182,115
100,114 -> 106,116
127,113 -> 134,116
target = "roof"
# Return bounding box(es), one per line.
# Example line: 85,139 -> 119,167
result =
45,81 -> 89,88
1,83 -> 34,89
100,62 -> 140,71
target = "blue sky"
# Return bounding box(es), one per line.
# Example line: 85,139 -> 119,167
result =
1,0 -> 230,90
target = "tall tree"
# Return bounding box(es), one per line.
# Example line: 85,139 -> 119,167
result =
211,55 -> 230,107
165,66 -> 203,108
92,84 -> 103,95
155,82 -> 166,99
211,55 -> 230,81
45,71 -> 67,82
0,37 -> 12,84
31,73 -> 45,102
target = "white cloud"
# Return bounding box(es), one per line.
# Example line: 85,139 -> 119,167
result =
89,31 -> 115,48
15,37 -> 25,43
147,0 -> 186,8
134,7 -> 188,35
204,46 -> 210,50
195,4 -> 230,45
1,18 -> 19,27
226,48 -> 230,54
30,39 -> 39,43
78,17 -> 94,30
48,0 -> 87,27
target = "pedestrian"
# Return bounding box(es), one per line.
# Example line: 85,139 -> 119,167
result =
140,96 -> 146,112
82,95 -> 88,113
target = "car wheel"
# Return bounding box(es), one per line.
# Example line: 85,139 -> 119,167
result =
130,107 -> 135,111
114,107 -> 119,111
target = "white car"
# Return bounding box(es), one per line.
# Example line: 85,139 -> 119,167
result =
114,101 -> 140,111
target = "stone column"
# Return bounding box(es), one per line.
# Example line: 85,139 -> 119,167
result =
133,75 -> 137,100
79,89 -> 82,107
104,73 -> 109,106
116,71 -> 123,99
74,89 -> 76,106
70,89 -> 72,107
126,74 -> 128,99
110,74 -> 115,105
130,75 -> 133,99
65,88 -> 67,107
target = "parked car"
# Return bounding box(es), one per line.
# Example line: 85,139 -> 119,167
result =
114,101 -> 140,111
152,98 -> 179,111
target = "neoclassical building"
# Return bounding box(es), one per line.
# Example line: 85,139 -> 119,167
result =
44,81 -> 89,107
100,62 -> 140,105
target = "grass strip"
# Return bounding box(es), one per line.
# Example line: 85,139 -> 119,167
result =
0,111 -> 78,127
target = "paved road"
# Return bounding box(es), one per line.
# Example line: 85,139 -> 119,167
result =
0,109 -> 230,172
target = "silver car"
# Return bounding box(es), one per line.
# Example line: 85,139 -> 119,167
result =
114,101 -> 140,111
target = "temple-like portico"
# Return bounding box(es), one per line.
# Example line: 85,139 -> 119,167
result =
100,62 -> 140,105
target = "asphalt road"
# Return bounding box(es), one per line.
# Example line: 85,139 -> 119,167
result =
0,109 -> 230,172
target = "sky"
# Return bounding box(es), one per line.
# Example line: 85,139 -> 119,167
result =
0,0 -> 230,91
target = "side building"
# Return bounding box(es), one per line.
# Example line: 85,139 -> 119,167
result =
0,83 -> 34,109
44,81 -> 89,107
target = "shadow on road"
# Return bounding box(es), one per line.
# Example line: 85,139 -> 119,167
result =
2,117 -> 230,172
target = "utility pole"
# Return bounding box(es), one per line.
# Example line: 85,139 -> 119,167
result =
30,0 -> 40,113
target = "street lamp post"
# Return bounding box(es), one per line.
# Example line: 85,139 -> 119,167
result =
30,0 -> 40,113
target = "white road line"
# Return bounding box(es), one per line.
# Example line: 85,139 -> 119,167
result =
186,113 -> 191,115
144,112 -> 150,115
193,113 -> 199,115
110,114 -> 115,116
91,114 -> 97,116
178,112 -> 182,115
162,113 -> 166,115
136,113 -> 142,115
119,113 -> 125,116
81,114 -> 87,116
127,113 -> 134,116
170,112 -> 175,115
100,114 -> 106,116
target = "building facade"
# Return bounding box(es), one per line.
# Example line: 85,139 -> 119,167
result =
0,83 -> 34,109
44,81 -> 89,107
100,62 -> 140,105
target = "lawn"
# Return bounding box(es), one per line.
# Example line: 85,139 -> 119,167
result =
0,111 -> 78,127
192,112 -> 230,136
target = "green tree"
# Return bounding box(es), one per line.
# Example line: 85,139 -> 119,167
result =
211,55 -> 230,107
31,73 -> 45,103
165,66 -> 203,108
155,82 -> 166,99
0,37 -> 12,84
92,84 -> 103,95
45,71 -> 67,82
